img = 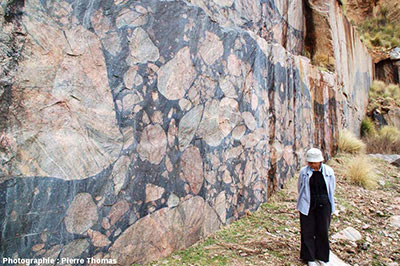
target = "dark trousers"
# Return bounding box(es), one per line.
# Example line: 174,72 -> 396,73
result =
300,195 -> 331,262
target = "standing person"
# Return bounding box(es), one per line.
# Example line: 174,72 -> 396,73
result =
296,148 -> 336,266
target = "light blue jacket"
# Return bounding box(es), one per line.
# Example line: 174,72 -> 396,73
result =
296,163 -> 336,216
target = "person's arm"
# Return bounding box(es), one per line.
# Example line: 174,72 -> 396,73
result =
297,169 -> 303,193
332,171 -> 336,194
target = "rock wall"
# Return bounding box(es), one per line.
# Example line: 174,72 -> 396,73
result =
0,0 -> 372,264
307,0 -> 373,135
329,0 -> 374,133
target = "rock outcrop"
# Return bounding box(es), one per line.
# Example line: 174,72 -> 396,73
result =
375,57 -> 400,85
0,0 -> 372,264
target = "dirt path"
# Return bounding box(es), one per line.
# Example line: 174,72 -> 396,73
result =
146,156 -> 400,266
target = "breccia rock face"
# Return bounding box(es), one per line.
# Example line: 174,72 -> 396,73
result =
1,3 -> 123,180
0,0 -> 372,264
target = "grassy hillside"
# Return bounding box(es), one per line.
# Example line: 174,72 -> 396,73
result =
359,5 -> 400,51
349,0 -> 400,56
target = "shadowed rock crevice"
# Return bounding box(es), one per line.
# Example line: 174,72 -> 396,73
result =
304,0 -> 335,72
0,84 -> 12,132
0,0 -> 26,172
3,0 -> 25,23
375,58 -> 400,84
304,0 -> 317,58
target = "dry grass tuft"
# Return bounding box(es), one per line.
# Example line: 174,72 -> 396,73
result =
387,84 -> 400,100
369,80 -> 386,96
338,130 -> 366,154
365,80 -> 400,153
344,155 -> 378,189
312,52 -> 335,72
365,126 -> 400,154
379,126 -> 400,142
328,153 -> 353,178
368,81 -> 400,110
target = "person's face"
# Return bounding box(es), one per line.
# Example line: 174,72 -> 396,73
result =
308,161 -> 321,171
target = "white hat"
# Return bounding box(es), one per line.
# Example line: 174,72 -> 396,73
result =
306,148 -> 324,162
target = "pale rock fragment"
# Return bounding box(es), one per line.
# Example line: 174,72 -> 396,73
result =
126,27 -> 159,65
178,105 -> 203,151
198,31 -> 224,65
242,111 -> 257,131
108,200 -> 130,226
60,239 -> 90,260
157,47 -> 196,100
332,227 -> 362,241
145,184 -> 165,203
65,193 -> 98,235
116,8 -> 147,28
181,145 -> 204,195
167,193 -> 180,208
215,191 -> 226,224
213,0 -> 233,7
88,229 -> 111,247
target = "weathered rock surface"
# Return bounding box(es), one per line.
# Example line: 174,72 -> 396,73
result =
60,239 -> 90,260
389,215 -> 400,228
330,251 -> 351,266
181,145 -> 204,195
390,48 -> 400,60
333,227 -> 362,241
64,193 -> 98,235
385,108 -> 400,129
0,0 -> 372,264
109,196 -> 220,265
368,154 -> 400,164
178,105 -> 203,150
2,17 -> 123,179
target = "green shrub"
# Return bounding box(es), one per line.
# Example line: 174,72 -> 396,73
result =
380,6 -> 389,17
383,24 -> 394,35
391,38 -> 400,47
370,35 -> 382,47
383,40 -> 391,48
360,117 -> 376,137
